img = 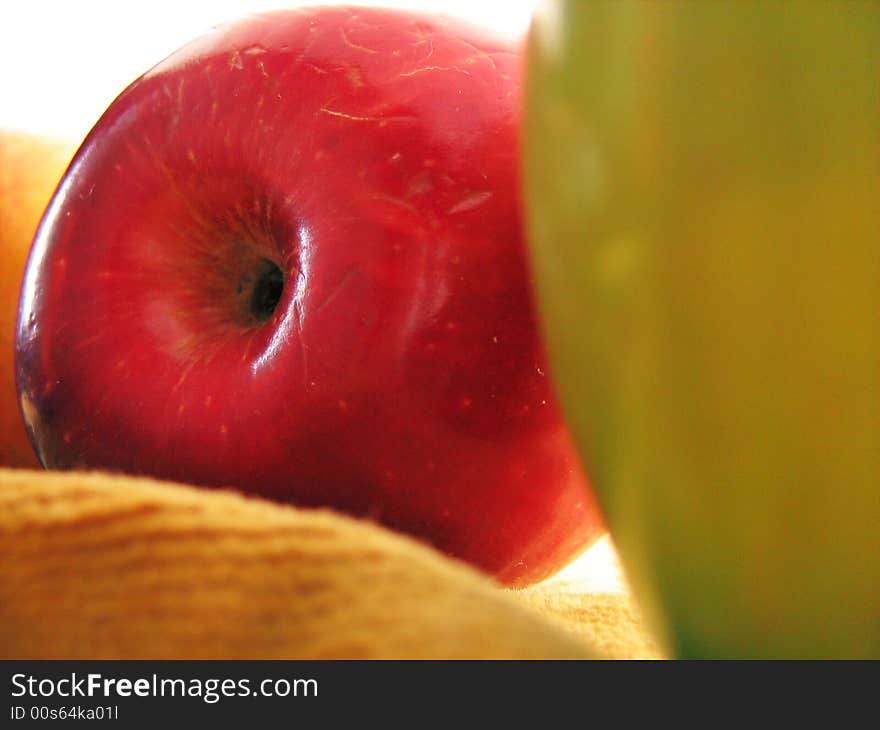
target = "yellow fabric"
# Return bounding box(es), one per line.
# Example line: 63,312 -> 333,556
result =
518,583 -> 663,660
0,468 -> 662,659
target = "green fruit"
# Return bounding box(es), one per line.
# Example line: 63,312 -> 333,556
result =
524,0 -> 879,658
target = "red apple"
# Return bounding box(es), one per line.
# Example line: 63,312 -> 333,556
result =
15,6 -> 603,586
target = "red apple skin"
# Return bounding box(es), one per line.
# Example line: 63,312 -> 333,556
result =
15,6 -> 603,586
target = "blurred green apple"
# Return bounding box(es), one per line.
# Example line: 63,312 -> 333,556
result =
524,0 -> 879,658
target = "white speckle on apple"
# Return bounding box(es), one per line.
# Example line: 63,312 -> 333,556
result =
448,190 -> 492,215
340,27 -> 379,55
399,65 -> 472,79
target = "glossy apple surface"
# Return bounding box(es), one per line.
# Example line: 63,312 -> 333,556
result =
525,0 -> 879,655
16,6 -> 604,586
0,131 -> 74,468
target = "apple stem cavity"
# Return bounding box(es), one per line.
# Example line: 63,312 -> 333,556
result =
247,258 -> 284,323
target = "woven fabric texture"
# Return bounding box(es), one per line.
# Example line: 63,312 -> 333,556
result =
0,468 -> 662,660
